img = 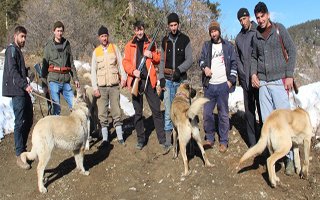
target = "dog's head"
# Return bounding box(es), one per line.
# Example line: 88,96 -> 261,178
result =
74,87 -> 87,105
176,82 -> 197,99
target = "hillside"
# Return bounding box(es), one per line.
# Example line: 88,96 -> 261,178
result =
288,19 -> 320,85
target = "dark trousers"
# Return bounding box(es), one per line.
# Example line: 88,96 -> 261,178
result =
12,95 -> 33,156
243,87 -> 262,147
203,82 -> 229,145
132,79 -> 165,144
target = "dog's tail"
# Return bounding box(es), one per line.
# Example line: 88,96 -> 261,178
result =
238,124 -> 269,166
20,147 -> 37,164
187,97 -> 210,120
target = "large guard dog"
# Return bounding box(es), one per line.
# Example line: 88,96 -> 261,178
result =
171,83 -> 214,176
238,108 -> 312,187
21,89 -> 90,193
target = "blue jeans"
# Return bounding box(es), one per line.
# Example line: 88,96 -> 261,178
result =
163,79 -> 181,132
259,79 -> 293,159
49,81 -> 73,115
203,82 -> 229,145
12,95 -> 33,156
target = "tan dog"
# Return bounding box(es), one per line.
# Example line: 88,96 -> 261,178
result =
238,108 -> 312,187
21,90 -> 90,193
171,83 -> 214,176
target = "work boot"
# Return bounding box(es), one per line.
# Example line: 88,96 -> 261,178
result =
285,158 -> 294,176
16,155 -> 31,170
160,143 -> 172,155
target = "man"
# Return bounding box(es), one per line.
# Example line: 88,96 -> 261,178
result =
199,21 -> 237,153
251,2 -> 297,175
122,20 -> 167,151
91,26 -> 127,146
2,26 -> 33,169
235,8 -> 262,147
158,12 -> 193,147
42,21 -> 79,115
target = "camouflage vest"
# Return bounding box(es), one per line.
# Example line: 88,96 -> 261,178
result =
95,44 -> 119,86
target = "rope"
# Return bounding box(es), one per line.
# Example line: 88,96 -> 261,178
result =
31,91 -> 60,106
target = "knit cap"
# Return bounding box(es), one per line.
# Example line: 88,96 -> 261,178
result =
167,13 -> 180,24
237,8 -> 250,20
98,26 -> 109,36
208,21 -> 220,33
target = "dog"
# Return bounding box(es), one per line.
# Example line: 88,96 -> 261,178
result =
238,108 -> 312,187
171,83 -> 214,176
21,89 -> 90,193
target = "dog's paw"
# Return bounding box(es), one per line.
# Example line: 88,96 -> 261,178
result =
39,186 -> 47,193
182,170 -> 192,177
80,170 -> 90,176
206,162 -> 214,167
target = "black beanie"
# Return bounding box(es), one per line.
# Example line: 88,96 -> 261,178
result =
167,13 -> 180,24
98,26 -> 109,36
237,8 -> 250,20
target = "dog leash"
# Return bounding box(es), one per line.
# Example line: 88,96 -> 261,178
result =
31,91 -> 60,106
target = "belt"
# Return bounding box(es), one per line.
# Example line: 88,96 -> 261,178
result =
48,65 -> 71,74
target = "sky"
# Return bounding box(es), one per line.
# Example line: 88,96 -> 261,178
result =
217,0 -> 320,38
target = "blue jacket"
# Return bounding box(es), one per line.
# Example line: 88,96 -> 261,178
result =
2,43 -> 29,97
199,38 -> 238,92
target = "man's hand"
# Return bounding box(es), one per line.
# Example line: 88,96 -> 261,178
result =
133,69 -> 140,78
284,77 -> 294,91
251,74 -> 260,88
144,50 -> 153,58
75,81 -> 80,88
227,81 -> 232,88
160,78 -> 166,89
43,86 -> 48,94
94,89 -> 101,98
25,85 -> 33,93
204,67 -> 212,77
172,68 -> 181,82
120,78 -> 127,88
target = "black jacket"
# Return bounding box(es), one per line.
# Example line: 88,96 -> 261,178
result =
2,43 -> 29,97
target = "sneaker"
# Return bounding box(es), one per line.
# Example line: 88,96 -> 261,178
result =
218,144 -> 228,153
285,158 -> 294,176
118,139 -> 126,146
16,155 -> 31,170
136,142 -> 144,150
203,140 -> 214,149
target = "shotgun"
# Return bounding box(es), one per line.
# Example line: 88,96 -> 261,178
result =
131,22 -> 162,96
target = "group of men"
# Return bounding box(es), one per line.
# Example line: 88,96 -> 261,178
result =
2,1 -> 296,175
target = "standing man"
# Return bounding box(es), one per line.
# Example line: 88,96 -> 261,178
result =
158,12 -> 193,147
2,26 -> 33,169
91,26 -> 127,146
199,21 -> 237,153
42,21 -> 79,115
251,2 -> 297,175
122,20 -> 167,151
235,8 -> 262,147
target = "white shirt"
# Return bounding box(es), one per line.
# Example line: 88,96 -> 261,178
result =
209,43 -> 227,84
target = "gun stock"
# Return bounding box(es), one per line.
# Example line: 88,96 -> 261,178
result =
131,77 -> 141,96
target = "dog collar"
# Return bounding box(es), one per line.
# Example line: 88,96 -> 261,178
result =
175,92 -> 189,99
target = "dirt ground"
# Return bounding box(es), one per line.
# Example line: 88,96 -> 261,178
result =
1,92 -> 320,200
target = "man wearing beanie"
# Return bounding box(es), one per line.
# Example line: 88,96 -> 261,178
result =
251,1 -> 296,175
123,20 -> 168,152
235,8 -> 262,148
91,25 -> 127,147
42,21 -> 79,115
199,20 -> 237,153
158,12 -> 193,148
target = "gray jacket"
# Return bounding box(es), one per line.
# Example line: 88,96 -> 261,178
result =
251,22 -> 296,81
235,21 -> 257,90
